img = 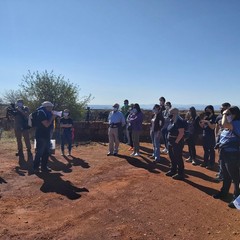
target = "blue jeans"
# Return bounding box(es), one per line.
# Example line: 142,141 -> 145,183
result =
161,128 -> 168,149
33,138 -> 50,170
150,130 -> 161,160
61,131 -> 72,152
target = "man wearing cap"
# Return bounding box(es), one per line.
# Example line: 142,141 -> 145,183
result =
107,103 -> 126,156
13,99 -> 32,158
32,101 -> 56,173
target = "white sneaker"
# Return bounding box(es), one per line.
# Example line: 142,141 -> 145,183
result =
161,148 -> 168,153
134,152 -> 140,156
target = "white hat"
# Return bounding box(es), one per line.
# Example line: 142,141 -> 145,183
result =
42,101 -> 54,108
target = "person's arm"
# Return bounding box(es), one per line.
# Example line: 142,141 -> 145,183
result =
42,115 -> 56,128
175,128 -> 185,144
222,110 -> 233,130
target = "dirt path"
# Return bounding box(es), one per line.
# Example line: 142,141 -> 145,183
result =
0,140 -> 240,240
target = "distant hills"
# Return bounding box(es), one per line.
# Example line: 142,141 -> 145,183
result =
88,104 -> 222,111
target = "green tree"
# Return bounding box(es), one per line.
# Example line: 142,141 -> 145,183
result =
19,70 -> 92,120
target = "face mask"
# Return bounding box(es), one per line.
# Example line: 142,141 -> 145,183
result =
124,103 -> 128,106
227,115 -> 232,123
17,102 -> 23,108
169,114 -> 173,119
205,112 -> 211,117
165,106 -> 170,110
153,109 -> 158,114
63,112 -> 69,117
132,108 -> 137,114
113,107 -> 118,112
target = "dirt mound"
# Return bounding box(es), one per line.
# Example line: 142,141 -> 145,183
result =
0,140 -> 240,240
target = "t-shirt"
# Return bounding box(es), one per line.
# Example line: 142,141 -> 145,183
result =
60,117 -> 73,133
167,117 -> 186,138
219,120 -> 240,152
35,110 -> 52,139
202,115 -> 216,138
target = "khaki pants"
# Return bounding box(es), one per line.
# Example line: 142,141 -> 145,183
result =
14,129 -> 31,152
108,127 -> 119,154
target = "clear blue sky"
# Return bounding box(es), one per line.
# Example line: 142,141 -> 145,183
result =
1,0 -> 240,107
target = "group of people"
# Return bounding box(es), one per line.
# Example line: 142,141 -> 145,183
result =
9,97 -> 240,209
8,100 -> 74,173
107,97 -> 240,209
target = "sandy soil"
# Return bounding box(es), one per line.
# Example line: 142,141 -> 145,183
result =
0,139 -> 240,240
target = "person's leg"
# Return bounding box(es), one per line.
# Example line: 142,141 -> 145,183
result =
175,141 -> 184,176
168,145 -> 177,174
108,128 -> 114,154
22,129 -> 31,151
61,133 -> 66,154
134,131 -> 140,154
113,128 -> 119,154
41,140 -> 50,170
154,131 -> 161,160
67,131 -> 72,154
150,130 -> 154,156
14,129 -> 23,154
33,138 -> 45,170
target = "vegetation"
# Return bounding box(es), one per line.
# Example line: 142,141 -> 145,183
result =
3,70 -> 92,120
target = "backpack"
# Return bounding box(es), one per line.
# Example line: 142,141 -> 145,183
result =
28,109 -> 48,128
28,110 -> 39,128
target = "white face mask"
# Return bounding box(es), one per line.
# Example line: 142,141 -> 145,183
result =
17,102 -> 23,108
227,115 -> 232,123
63,112 -> 69,117
132,108 -> 137,114
113,107 -> 118,112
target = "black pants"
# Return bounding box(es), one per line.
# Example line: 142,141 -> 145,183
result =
203,135 -> 215,166
219,149 -> 240,199
186,134 -> 197,159
168,140 -> 184,175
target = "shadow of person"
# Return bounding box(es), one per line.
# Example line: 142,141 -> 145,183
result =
15,154 -> 28,176
0,177 -> 7,184
63,156 -> 90,169
139,145 -> 153,154
117,154 -> 160,174
184,169 -> 218,183
49,155 -> 72,173
36,172 -> 89,200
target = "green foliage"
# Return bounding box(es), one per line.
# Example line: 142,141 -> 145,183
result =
19,70 -> 92,120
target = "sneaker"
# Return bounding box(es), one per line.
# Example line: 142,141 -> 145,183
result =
67,152 -> 71,156
200,163 -> 207,167
185,157 -> 192,163
107,152 -> 113,156
113,152 -> 118,156
172,173 -> 184,180
212,192 -> 227,199
153,159 -> 161,163
61,152 -> 64,156
149,155 -> 155,159
165,171 -> 176,177
228,201 -> 236,208
134,153 -> 140,156
161,148 -> 168,154
192,159 -> 197,165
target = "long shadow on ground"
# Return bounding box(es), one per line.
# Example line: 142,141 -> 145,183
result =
36,172 -> 89,200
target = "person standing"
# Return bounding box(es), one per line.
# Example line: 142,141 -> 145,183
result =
107,103 -> 126,156
128,103 -> 144,156
215,102 -> 231,181
213,106 -> 240,208
12,99 -> 32,158
165,108 -> 186,180
200,105 -> 216,169
161,101 -> 172,154
60,109 -> 73,156
150,104 -> 165,163
159,96 -> 166,113
33,101 -> 56,173
185,107 -> 201,165
121,99 -> 130,144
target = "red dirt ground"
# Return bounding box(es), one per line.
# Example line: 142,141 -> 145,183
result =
0,139 -> 240,240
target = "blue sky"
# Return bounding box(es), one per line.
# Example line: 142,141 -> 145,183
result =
1,0 -> 240,107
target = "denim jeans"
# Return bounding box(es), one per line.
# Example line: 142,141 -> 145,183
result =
61,131 -> 72,153
33,138 -> 50,170
161,128 -> 168,149
219,149 -> 240,199
150,130 -> 161,160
